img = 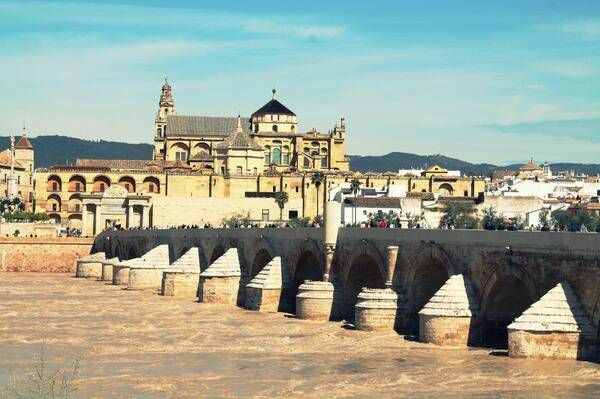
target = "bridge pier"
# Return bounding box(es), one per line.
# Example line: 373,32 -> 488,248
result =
198,248 -> 242,305
354,246 -> 409,332
101,257 -> 119,282
508,281 -> 597,360
161,247 -> 201,298
296,280 -> 344,321
127,245 -> 171,291
354,287 -> 409,331
75,252 -> 105,278
419,274 -> 480,347
245,257 -> 290,312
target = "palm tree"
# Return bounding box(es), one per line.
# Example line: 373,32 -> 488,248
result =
349,178 -> 362,225
310,172 -> 325,220
274,191 -> 289,222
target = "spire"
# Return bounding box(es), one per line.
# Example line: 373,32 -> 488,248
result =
236,114 -> 242,133
272,87 -> 276,99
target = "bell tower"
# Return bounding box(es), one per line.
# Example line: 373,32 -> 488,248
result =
154,77 -> 174,160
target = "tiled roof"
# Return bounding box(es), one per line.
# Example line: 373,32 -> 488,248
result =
166,115 -> 251,137
189,151 -> 213,162
0,149 -> 25,170
252,99 -> 296,116
343,197 -> 402,208
15,136 -> 33,150
216,130 -> 262,150
76,159 -> 164,170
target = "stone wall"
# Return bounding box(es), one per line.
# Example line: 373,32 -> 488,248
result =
0,237 -> 94,272
151,196 -> 304,227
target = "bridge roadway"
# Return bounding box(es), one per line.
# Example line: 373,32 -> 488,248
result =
93,227 -> 600,346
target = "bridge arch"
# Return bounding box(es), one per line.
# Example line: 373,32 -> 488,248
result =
404,243 -> 456,315
248,247 -> 273,280
341,241 -> 386,319
479,261 -> 539,348
287,239 -> 324,312
209,243 -> 226,264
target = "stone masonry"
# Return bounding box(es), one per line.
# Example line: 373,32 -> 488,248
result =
127,245 -> 171,291
101,257 -> 120,282
419,274 -> 480,347
161,247 -> 201,298
245,256 -> 290,312
508,281 -> 597,360
355,287 -> 409,332
198,248 -> 242,305
75,252 -> 105,279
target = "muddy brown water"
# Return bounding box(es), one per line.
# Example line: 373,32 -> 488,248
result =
0,273 -> 598,398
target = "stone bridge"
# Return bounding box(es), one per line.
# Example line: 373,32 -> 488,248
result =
91,227 -> 600,359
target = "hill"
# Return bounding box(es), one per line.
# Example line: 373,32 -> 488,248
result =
349,152 -> 600,177
1,135 -> 599,176
0,135 -> 153,168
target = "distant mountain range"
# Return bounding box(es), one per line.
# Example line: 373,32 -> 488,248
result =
349,153 -> 600,176
1,135 -> 599,176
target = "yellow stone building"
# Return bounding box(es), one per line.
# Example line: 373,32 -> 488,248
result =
0,130 -> 35,210
34,80 -> 485,235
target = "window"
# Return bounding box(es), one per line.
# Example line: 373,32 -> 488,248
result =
272,186 -> 276,192
291,125 -> 295,132
175,151 -> 187,161
303,157 -> 310,168
464,190 -> 469,196
52,182 -> 58,191
262,209 -> 269,221
52,203 -> 57,211
75,204 -> 81,212
264,154 -> 271,165
321,157 -> 327,168
283,154 -> 289,165
100,183 -> 106,192
149,184 -> 154,193
272,124 -> 278,132
124,183 -> 131,192
254,124 -> 258,133
253,167 -> 258,175
288,210 -> 299,219
221,166 -> 225,174
236,166 -> 243,175
75,183 -> 81,192
295,186 -> 299,193
272,148 -> 282,164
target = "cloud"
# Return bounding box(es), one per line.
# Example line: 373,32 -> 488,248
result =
532,61 -> 597,78
0,1 -> 345,41
539,17 -> 600,39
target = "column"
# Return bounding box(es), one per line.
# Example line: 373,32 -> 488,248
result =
385,246 -> 399,287
127,204 -> 134,229
93,204 -> 101,236
82,204 -> 89,236
323,245 -> 334,282
142,205 -> 150,228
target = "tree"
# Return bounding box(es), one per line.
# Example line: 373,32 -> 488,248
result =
439,201 -> 478,229
537,208 -> 550,229
274,191 -> 289,221
481,207 -> 506,230
310,172 -> 325,221
349,178 -> 362,225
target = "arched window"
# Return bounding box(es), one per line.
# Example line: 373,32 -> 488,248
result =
303,157 -> 310,168
272,148 -> 282,164
272,125 -> 278,133
236,166 -> 243,175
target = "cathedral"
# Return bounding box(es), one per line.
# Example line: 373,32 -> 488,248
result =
34,79 -> 484,235
152,79 -> 350,173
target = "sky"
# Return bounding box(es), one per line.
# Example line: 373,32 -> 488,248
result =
1,0 -> 600,165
